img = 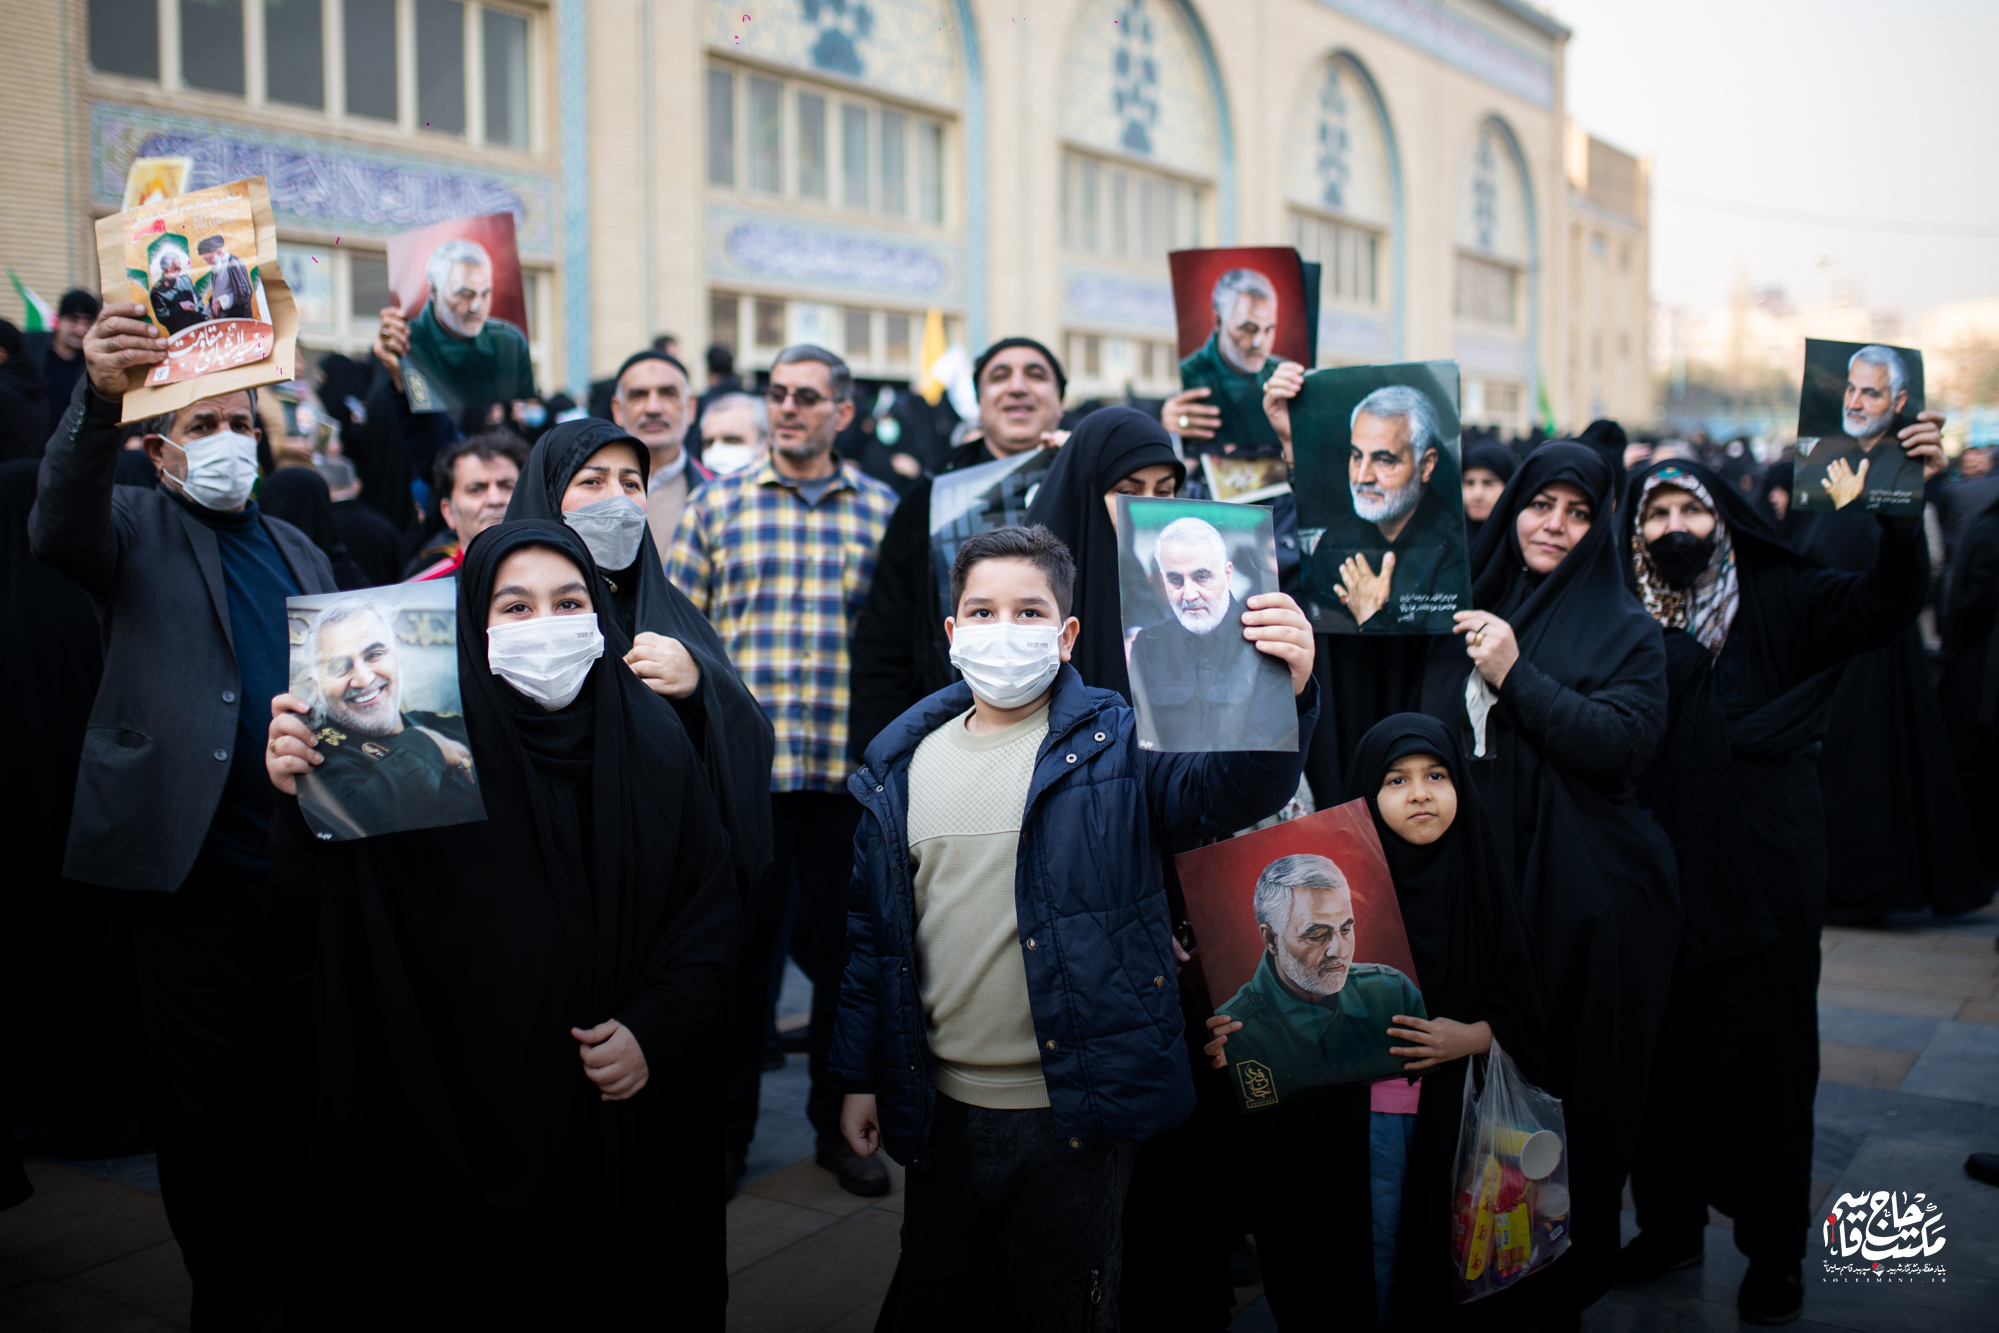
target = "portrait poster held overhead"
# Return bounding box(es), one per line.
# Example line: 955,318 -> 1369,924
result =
286,582 -> 487,841
929,447 -> 1055,618
1792,337 -> 1928,516
1170,247 -> 1316,454
94,176 -> 299,425
1289,361 -> 1472,635
385,212 -> 535,416
1176,801 -> 1426,1113
1113,495 -> 1297,754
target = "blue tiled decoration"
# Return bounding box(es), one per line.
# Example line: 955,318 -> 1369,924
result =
1287,56 -> 1392,229
1061,0 -> 1218,180
90,102 -> 556,256
1309,0 -> 1557,109
1456,119 -> 1529,264
706,0 -> 962,109
1062,268 -> 1175,335
706,206 -> 963,304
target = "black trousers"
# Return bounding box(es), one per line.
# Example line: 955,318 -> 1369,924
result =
887,1095 -> 1137,1332
725,791 -> 861,1152
125,859 -> 313,1331
1629,923 -> 1822,1265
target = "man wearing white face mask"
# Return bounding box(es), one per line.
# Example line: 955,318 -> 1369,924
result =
832,523 -> 1320,1328
29,301 -> 337,1324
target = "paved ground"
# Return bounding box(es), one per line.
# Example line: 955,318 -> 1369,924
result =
5,913 -> 1994,1331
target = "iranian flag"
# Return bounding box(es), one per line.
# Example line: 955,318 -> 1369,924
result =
8,272 -> 52,332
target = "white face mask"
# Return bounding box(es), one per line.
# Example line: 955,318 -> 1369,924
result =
948,622 -> 1063,709
165,429 -> 259,511
562,495 -> 648,573
487,614 -> 605,711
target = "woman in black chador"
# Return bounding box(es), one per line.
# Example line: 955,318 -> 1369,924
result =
507,416 -> 775,899
1420,440 -> 1680,1325
266,520 -> 741,1327
1616,454 -> 1937,1325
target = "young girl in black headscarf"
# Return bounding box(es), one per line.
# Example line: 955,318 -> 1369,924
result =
506,417 -> 776,898
1460,441 -> 1517,548
265,520 -> 741,1328
1420,440 -> 1680,1324
1204,713 -> 1546,1329
1618,455 -> 1937,1324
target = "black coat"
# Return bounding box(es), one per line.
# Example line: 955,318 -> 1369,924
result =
1939,485 -> 1999,884
1792,505 -> 1987,916
506,419 -> 776,900
330,497 -> 403,588
28,382 -> 337,891
1622,461 -> 1930,965
848,437 -> 994,761
1421,440 -> 1680,1315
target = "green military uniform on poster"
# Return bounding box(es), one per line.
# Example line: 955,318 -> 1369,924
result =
401,301 -> 536,415
1179,330 -> 1282,452
1218,953 -> 1425,1111
306,710 -> 484,840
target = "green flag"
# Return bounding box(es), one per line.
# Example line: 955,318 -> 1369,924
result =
8,272 -> 53,333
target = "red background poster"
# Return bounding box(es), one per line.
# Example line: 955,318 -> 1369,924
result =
1168,246 -> 1313,365
1176,799 -> 1419,1012
385,212 -> 529,335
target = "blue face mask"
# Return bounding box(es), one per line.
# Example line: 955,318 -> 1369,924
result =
519,403 -> 548,429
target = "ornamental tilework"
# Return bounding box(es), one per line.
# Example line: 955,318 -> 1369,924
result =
706,0 -> 962,110
1456,121 -> 1530,262
1061,0 -> 1217,179
1062,268 -> 1175,334
705,206 -> 963,304
90,102 -> 556,255
1286,57 -> 1392,229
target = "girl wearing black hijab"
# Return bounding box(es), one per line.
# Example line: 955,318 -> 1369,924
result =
1204,713 -> 1546,1329
1420,440 -> 1680,1324
259,466 -> 371,589
265,520 -> 741,1328
505,417 -> 776,899
1460,441 -> 1517,547
1615,458 -> 1933,1325
1022,405 -> 1183,701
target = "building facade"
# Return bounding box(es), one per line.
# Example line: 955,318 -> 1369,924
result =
2,0 -> 1651,434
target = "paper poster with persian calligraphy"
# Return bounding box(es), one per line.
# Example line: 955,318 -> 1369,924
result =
95,176 -> 298,425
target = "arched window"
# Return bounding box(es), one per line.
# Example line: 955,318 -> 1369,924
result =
702,0 -> 967,380
1455,118 -> 1534,426
1286,54 -> 1396,362
1057,0 -> 1221,397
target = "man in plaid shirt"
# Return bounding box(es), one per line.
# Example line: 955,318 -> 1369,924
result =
668,344 -> 900,1198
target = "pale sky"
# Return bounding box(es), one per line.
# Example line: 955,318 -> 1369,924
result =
1550,0 -> 1999,321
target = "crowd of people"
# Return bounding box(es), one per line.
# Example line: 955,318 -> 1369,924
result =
1,285 -> 1994,1333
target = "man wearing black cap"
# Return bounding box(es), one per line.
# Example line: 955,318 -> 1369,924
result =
26,289 -> 100,420
849,337 -> 1067,760
609,348 -> 713,558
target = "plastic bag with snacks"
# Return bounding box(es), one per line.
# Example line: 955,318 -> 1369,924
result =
1450,1040 -> 1570,1302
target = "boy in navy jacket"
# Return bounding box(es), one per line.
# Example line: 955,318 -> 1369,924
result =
830,524 -> 1318,1330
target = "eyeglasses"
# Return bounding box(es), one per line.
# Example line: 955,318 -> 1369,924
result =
766,385 -> 829,409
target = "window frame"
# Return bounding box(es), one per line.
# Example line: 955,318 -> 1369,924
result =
86,0 -> 544,155
705,59 -> 954,233
1059,148 -> 1209,268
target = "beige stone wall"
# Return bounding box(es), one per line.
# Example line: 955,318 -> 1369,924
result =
0,0 -> 94,317
1,0 -> 1649,435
